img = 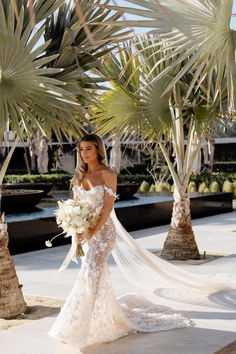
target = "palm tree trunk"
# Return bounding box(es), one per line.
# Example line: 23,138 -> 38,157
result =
208,134 -> 215,174
161,186 -> 200,260
0,187 -> 28,319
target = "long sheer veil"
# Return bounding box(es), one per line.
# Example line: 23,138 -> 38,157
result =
110,209 -> 236,306
104,141 -> 236,308
60,136 -> 236,308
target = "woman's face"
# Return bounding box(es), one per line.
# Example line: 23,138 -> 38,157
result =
79,141 -> 99,164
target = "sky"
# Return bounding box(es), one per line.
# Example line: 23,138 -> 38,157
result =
119,0 -> 236,32
230,0 -> 236,29
37,1 -> 236,48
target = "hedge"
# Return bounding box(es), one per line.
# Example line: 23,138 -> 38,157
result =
203,161 -> 236,173
4,173 -> 72,190
3,170 -> 236,192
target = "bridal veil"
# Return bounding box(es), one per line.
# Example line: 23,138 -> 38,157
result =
60,137 -> 236,307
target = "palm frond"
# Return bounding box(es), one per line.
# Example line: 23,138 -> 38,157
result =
44,0 -> 132,102
93,36 -> 174,144
98,0 -> 236,110
0,1 -> 83,141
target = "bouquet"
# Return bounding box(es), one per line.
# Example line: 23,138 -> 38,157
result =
45,199 -> 102,257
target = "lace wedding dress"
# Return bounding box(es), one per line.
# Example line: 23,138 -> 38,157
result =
48,184 -> 193,350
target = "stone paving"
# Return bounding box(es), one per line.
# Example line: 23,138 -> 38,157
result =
1,205 -> 236,354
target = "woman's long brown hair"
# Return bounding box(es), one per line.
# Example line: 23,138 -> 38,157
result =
72,134 -> 107,184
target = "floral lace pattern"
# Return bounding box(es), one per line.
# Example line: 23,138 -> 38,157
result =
48,185 -> 193,350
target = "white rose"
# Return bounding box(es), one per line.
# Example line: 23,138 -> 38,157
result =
81,207 -> 90,216
61,221 -> 68,229
73,206 -> 82,215
65,205 -> 73,215
68,227 -> 76,236
45,240 -> 52,247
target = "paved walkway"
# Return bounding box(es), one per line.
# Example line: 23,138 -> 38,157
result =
1,206 -> 236,354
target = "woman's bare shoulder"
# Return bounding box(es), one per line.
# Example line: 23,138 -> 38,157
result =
99,166 -> 117,183
101,166 -> 116,175
72,175 -> 79,186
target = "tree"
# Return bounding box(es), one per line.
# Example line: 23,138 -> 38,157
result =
0,0 -> 128,319
93,36 -> 232,260
100,0 -> 236,109
93,0 -> 236,259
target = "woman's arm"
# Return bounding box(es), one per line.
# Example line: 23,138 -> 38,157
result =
73,190 -> 79,201
72,178 -> 80,201
85,169 -> 117,240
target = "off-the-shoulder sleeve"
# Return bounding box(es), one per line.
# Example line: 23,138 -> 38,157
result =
104,185 -> 119,199
72,185 -> 80,200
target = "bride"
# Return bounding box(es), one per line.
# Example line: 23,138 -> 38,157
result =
48,133 -> 235,350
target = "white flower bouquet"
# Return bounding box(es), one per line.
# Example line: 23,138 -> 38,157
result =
45,199 -> 102,257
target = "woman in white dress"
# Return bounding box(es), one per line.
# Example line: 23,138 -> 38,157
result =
48,134 -> 235,350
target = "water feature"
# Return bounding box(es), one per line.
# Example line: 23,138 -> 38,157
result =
6,190 -> 232,255
5,190 -> 174,223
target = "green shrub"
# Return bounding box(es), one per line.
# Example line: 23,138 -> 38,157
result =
210,181 -> 220,193
222,180 -> 235,195
190,171 -> 236,190
204,161 -> 236,173
171,184 -> 175,192
149,184 -> 156,192
117,171 -> 236,190
4,173 -> 72,190
203,187 -> 210,193
198,182 -> 208,192
49,168 -> 69,174
233,181 -> 236,199
118,174 -> 153,184
139,181 -> 150,192
155,182 -> 170,192
188,181 -> 197,192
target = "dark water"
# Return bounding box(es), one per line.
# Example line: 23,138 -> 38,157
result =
5,190 -> 174,223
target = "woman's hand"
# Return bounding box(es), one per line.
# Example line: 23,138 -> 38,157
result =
76,228 -> 95,243
75,233 -> 86,244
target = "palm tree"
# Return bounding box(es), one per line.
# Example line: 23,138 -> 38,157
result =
93,36 -> 232,260
93,0 -> 236,259
0,0 -> 129,319
100,0 -> 236,110
0,0 -> 80,320
43,0 -> 132,107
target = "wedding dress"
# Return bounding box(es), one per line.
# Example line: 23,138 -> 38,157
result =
48,184 -> 193,350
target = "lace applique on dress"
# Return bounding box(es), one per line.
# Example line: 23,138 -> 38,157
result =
104,185 -> 119,199
48,184 -> 193,350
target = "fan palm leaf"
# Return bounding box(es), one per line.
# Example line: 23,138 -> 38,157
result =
0,0 -> 136,321
0,1 -> 84,142
93,34 -> 234,260
44,0 -> 132,106
94,35 -> 232,178
95,37 -> 178,142
3,0 -> 66,29
98,0 -> 236,111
